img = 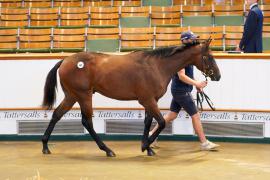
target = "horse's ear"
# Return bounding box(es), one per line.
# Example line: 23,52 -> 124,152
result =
206,37 -> 212,47
202,37 -> 212,51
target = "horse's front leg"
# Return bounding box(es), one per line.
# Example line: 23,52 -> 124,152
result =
140,99 -> 166,156
141,111 -> 156,156
147,112 -> 165,146
81,113 -> 116,157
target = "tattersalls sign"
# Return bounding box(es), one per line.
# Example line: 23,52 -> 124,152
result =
0,109 -> 270,137
1,109 -> 270,122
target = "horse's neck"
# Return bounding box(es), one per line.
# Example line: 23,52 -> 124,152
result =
159,51 -> 194,80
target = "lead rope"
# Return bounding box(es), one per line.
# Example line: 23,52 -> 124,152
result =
196,77 -> 216,111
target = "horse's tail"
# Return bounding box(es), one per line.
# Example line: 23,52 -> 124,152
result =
42,60 -> 63,110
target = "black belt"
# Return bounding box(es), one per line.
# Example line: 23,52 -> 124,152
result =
196,91 -> 215,111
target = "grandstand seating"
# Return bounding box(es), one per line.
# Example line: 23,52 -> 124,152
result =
263,26 -> 270,52
60,7 -> 89,27
53,0 -> 82,7
120,6 -> 150,27
190,26 -> 224,50
0,28 -> 18,53
18,28 -> 52,53
261,5 -> 270,25
143,0 -> 172,6
113,0 -> 141,6
24,0 -> 52,8
0,0 -> 269,53
84,0 -> 112,7
30,8 -> 59,28
189,26 -> 223,34
0,8 -> 29,27
173,0 -> 200,5
263,0 -> 270,4
90,7 -> 119,27
205,0 -> 244,5
87,27 -> 119,52
120,27 -> 154,51
0,0 -> 269,7
224,26 -> 243,51
214,5 -> 244,26
155,27 -> 187,47
0,0 -> 22,7
182,5 -> 213,27
52,28 -> 86,52
151,6 -> 181,27
0,25 -> 251,53
0,3 -> 265,28
205,0 -> 231,5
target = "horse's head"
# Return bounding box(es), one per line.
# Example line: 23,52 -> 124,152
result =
194,38 -> 221,81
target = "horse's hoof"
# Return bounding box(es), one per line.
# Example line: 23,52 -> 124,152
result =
147,148 -> 156,156
141,143 -> 148,152
106,151 -> 116,157
42,149 -> 51,154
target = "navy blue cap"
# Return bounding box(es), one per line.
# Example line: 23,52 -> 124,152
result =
181,31 -> 199,41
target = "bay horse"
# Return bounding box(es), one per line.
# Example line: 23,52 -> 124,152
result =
42,39 -> 221,157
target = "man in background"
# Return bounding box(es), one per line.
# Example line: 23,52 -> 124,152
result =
238,0 -> 263,53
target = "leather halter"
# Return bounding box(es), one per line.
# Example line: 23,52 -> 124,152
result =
196,54 -> 216,111
201,55 -> 214,78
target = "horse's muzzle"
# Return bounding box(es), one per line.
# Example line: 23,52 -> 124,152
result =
211,74 -> 221,81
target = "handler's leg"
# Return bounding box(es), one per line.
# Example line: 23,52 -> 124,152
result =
191,112 -> 206,143
150,111 -> 177,135
183,92 -> 220,150
149,97 -> 181,147
191,112 -> 220,150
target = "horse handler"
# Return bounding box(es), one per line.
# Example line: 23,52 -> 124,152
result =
149,31 -> 220,151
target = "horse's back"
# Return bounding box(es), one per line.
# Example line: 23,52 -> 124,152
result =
57,51 -> 163,101
59,51 -> 140,71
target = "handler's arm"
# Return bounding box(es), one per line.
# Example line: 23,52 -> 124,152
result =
178,69 -> 207,89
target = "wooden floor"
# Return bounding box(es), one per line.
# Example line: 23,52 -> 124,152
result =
0,141 -> 270,180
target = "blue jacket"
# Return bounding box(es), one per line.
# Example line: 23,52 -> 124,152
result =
239,5 -> 263,53
171,65 -> 193,93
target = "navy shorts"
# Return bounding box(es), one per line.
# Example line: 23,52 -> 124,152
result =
170,92 -> 198,116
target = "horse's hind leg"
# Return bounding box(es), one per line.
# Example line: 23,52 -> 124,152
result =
78,92 -> 116,157
42,97 -> 75,154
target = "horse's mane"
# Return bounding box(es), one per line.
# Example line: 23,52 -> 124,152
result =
143,41 -> 200,58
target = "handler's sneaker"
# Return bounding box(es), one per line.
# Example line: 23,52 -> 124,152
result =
200,140 -> 220,151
